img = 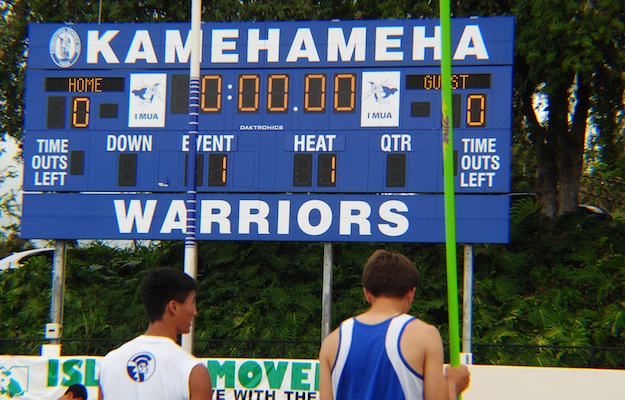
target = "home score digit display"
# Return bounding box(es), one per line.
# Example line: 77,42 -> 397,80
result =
21,17 -> 515,243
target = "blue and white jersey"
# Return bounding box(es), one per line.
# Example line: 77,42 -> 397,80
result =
331,314 -> 424,400
99,335 -> 203,400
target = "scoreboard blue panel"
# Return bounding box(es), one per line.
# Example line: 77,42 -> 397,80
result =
21,17 -> 514,243
21,193 -> 510,243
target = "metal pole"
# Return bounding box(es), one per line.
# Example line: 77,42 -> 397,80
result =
461,244 -> 474,365
47,240 -> 66,345
321,243 -> 333,340
181,0 -> 202,354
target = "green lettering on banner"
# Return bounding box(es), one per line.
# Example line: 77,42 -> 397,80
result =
85,359 -> 99,387
208,360 -> 236,388
314,361 -> 320,391
61,359 -> 83,386
264,361 -> 288,389
238,361 -> 262,388
291,362 -> 311,390
47,359 -> 59,387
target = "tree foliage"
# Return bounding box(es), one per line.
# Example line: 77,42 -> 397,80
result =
1,0 -> 625,367
2,0 -> 623,215
1,0 -> 623,209
511,0 -> 625,217
2,207 -> 625,367
468,199 -> 625,367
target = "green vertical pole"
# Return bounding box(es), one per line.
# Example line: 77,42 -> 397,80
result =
439,0 -> 462,372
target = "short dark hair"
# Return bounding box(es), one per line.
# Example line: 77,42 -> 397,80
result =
65,384 -> 88,399
362,249 -> 420,298
141,267 -> 198,322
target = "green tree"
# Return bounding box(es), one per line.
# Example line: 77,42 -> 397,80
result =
4,0 -> 623,221
511,0 -> 625,217
469,198 -> 625,367
450,1 -> 625,218
1,0 -> 625,368
0,0 -> 28,142
2,217 -> 625,367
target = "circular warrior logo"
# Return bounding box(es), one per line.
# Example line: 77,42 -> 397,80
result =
49,27 -> 81,68
127,352 -> 156,382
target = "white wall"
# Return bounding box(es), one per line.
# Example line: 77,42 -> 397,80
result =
464,365 -> 625,400
2,352 -> 625,400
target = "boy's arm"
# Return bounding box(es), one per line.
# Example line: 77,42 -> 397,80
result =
189,364 -> 213,400
422,325 -> 470,400
318,330 -> 339,400
444,365 -> 470,399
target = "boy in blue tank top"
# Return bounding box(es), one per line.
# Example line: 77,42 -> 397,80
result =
319,250 -> 470,400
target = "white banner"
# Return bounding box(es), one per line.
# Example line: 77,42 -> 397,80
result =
0,356 -> 319,400
2,355 -> 624,400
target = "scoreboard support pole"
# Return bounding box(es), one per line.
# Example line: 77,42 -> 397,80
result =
462,244 -> 474,365
182,0 -> 202,354
46,240 -> 67,346
440,0 -> 462,378
321,243 -> 334,340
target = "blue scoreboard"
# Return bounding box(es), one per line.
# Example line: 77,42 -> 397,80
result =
21,17 -> 514,243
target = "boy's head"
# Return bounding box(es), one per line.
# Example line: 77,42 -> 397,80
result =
60,384 -> 88,400
362,250 -> 420,298
140,267 -> 198,322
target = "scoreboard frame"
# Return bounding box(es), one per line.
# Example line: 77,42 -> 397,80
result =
21,17 -> 515,243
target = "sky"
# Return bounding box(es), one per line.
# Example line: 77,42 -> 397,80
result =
0,137 -> 144,249
0,136 -> 22,230
0,140 -> 131,249
0,136 -> 148,249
